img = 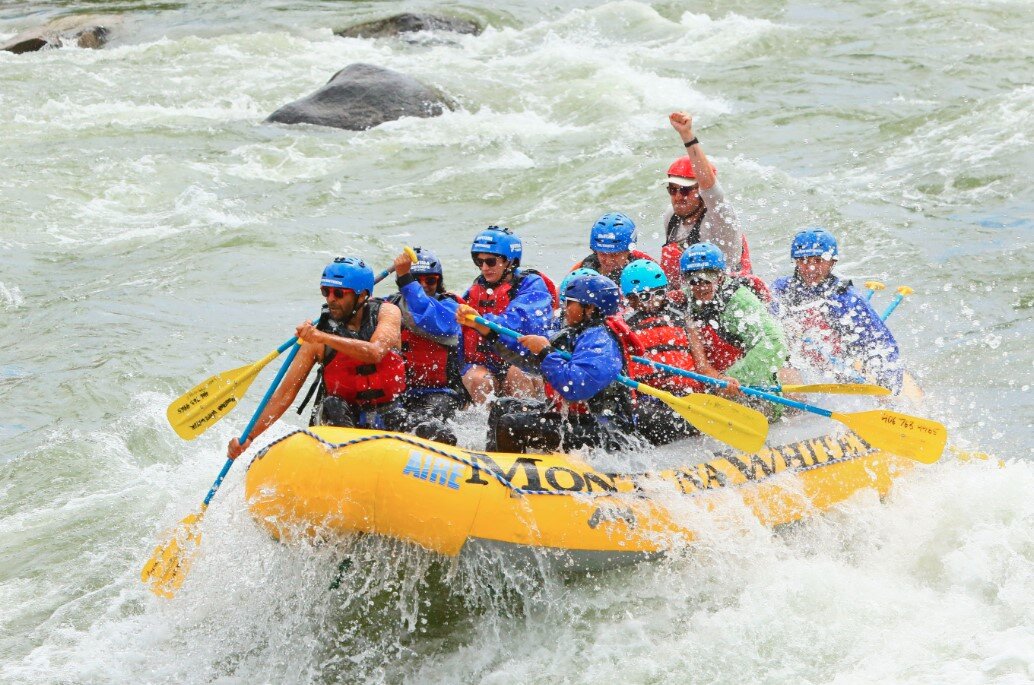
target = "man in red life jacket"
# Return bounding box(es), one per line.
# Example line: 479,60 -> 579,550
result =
455,226 -> 556,403
619,259 -> 701,445
680,244 -> 789,414
226,257 -> 405,459
488,274 -> 642,454
382,247 -> 467,446
573,212 -> 656,284
771,228 -> 902,392
661,111 -> 757,294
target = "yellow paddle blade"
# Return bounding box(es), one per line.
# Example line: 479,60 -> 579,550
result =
166,349 -> 280,440
831,409 -> 947,464
780,383 -> 892,396
141,508 -> 205,599
403,246 -> 418,262
638,384 -> 769,453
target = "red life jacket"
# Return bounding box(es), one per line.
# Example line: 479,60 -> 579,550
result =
391,292 -> 465,392
698,324 -> 745,373
543,315 -> 642,416
661,238 -> 770,303
462,269 -> 558,367
776,278 -> 850,364
624,306 -> 702,394
690,281 -> 754,373
321,300 -> 406,407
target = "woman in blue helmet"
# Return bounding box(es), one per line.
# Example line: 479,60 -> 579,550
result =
680,243 -> 788,403
771,228 -> 902,392
381,247 -> 467,446
487,274 -> 642,454
227,257 -> 405,459
552,267 -> 600,332
620,259 -> 701,445
456,226 -> 556,404
573,212 -> 657,284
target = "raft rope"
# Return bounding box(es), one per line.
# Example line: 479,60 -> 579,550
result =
249,429 -> 572,497
248,429 -> 881,497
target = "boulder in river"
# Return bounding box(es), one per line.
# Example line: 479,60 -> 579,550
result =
335,13 -> 481,39
265,63 -> 454,131
1,14 -> 121,54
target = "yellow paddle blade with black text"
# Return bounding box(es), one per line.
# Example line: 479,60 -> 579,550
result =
831,409 -> 947,463
638,384 -> 769,453
780,383 -> 891,396
140,508 -> 205,599
166,349 -> 280,440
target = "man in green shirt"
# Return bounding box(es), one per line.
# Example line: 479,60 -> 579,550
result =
680,243 -> 789,404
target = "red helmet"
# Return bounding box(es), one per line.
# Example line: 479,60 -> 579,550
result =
665,157 -> 716,187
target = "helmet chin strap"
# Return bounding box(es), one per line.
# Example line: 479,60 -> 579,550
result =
342,292 -> 368,325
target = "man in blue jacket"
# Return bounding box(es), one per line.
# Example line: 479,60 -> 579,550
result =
383,248 -> 466,445
487,274 -> 639,454
771,228 -> 903,392
456,226 -> 555,403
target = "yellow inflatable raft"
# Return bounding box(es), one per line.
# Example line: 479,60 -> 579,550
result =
244,424 -> 919,571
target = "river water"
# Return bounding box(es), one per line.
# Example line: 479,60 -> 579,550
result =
1,0 -> 1031,683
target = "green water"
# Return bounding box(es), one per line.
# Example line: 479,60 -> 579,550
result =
1,0 -> 1031,682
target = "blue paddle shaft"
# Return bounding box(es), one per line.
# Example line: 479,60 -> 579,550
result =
472,315 -> 645,390
202,317 -> 316,507
881,294 -> 905,321
630,355 -> 832,418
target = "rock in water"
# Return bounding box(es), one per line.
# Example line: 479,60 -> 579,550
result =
335,13 -> 482,39
1,14 -> 121,54
265,63 -> 453,131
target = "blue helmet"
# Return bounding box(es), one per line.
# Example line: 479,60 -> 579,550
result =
410,247 -> 443,277
589,212 -> 638,253
679,242 -> 726,274
620,259 -> 668,296
471,226 -> 522,265
790,227 -> 839,260
321,256 -> 374,295
558,267 -> 600,304
564,274 -> 621,317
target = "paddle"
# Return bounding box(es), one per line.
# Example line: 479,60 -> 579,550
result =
374,246 -> 419,287
467,315 -> 769,453
632,357 -> 946,464
864,280 -> 885,302
145,249 -> 417,598
881,285 -> 913,321
748,382 -> 891,396
165,247 -> 418,441
143,338 -> 305,598
166,338 -> 297,440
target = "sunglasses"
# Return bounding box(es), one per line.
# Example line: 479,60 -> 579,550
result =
667,184 -> 698,196
416,274 -> 440,285
473,256 -> 504,268
320,286 -> 355,299
631,288 -> 665,302
687,277 -> 715,286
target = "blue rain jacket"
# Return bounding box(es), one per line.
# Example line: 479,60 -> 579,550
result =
399,280 -> 462,339
540,324 -> 623,402
771,274 -> 902,391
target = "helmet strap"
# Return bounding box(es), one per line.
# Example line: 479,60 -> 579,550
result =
343,292 -> 368,325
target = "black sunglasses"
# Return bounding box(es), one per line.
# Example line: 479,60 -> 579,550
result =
473,256 -> 504,268
667,184 -> 698,197
320,286 -> 354,299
